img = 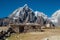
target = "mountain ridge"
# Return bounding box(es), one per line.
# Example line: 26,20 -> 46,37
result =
0,4 -> 60,27
8,4 -> 60,26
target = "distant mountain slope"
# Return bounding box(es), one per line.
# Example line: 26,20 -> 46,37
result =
35,11 -> 48,20
51,10 -> 60,26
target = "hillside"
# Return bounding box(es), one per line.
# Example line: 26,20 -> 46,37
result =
6,27 -> 60,40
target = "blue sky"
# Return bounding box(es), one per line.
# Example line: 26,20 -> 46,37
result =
0,0 -> 60,18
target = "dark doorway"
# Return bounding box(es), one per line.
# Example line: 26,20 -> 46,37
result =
19,26 -> 24,33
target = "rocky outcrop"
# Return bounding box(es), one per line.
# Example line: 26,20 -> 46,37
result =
0,17 -> 9,26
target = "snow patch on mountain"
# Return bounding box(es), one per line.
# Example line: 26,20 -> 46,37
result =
35,11 -> 48,19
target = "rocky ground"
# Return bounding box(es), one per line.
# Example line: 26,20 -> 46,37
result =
5,27 -> 60,40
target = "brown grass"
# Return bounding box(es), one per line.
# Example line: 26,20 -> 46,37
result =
6,27 -> 60,40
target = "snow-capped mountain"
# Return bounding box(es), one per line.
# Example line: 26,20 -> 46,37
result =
52,10 -> 60,19
35,11 -> 48,20
8,4 -> 56,26
9,4 -> 36,23
51,10 -> 60,26
9,4 -> 29,19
